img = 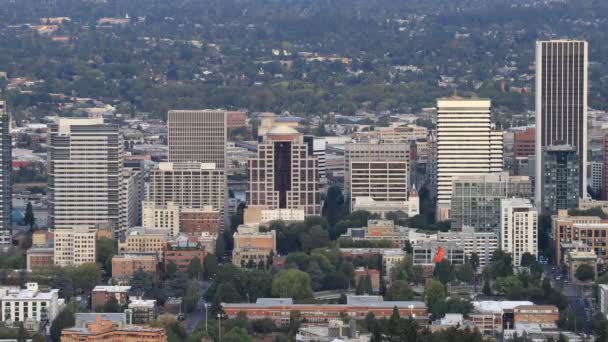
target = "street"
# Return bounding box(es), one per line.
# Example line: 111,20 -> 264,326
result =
545,264 -> 594,332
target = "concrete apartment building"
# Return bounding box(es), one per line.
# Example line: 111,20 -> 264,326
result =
535,40 -> 588,208
142,201 -> 222,237
435,98 -> 503,220
450,172 -> 531,232
48,118 -> 123,233
349,160 -> 410,212
148,162 -> 226,226
0,102 -> 11,245
53,225 -> 97,267
167,109 -> 226,168
247,125 -> 320,216
119,166 -> 145,233
500,199 -> 538,267
553,210 -> 608,263
119,227 -> 170,260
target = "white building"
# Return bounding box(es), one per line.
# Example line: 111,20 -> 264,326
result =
435,98 -> 503,220
48,118 -> 123,233
53,225 -> 97,267
0,283 -> 64,327
438,225 -> 498,268
599,284 -> 608,318
352,189 -> 419,217
500,199 -> 538,267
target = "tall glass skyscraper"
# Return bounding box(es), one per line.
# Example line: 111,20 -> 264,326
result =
535,40 -> 588,209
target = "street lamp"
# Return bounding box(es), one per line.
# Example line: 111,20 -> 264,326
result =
204,303 -> 209,333
217,313 -> 222,340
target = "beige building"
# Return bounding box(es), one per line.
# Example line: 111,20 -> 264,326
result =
118,227 -> 170,260
381,249 -> 406,281
247,126 -> 320,216
232,224 -> 277,267
435,98 -> 503,220
349,160 -> 410,212
54,225 -> 97,267
167,109 -> 226,168
142,201 -> 180,237
148,162 -> 226,224
119,167 -> 144,234
243,207 -> 305,225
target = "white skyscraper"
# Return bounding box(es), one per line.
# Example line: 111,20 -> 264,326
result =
0,102 -> 11,245
499,198 -> 538,267
48,118 -> 123,233
435,98 -> 503,220
535,40 -> 588,208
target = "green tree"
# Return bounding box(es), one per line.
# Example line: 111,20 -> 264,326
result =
271,269 -> 313,301
221,327 -> 252,342
433,259 -> 454,284
50,306 -> 75,342
69,263 -> 101,293
356,275 -> 374,295
425,280 -> 446,313
24,202 -> 35,230
203,253 -> 219,280
187,256 -> 203,279
100,296 -> 121,312
166,261 -> 178,278
322,185 -> 347,232
575,264 -> 595,282
183,280 -> 200,313
385,280 -> 414,300
31,334 -> 45,342
52,269 -> 74,299
520,252 -> 536,267
96,237 -> 117,275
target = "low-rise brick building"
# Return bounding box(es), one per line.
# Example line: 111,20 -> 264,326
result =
26,247 -> 54,271
111,254 -> 158,282
91,286 -> 131,310
163,235 -> 205,272
179,207 -> 222,235
223,296 -> 427,324
354,267 -> 381,293
513,305 -> 559,328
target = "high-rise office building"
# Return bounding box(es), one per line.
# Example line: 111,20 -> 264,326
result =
450,172 -> 532,232
148,162 -> 226,224
349,161 -> 409,212
500,198 -> 538,267
48,118 -> 123,231
535,40 -> 588,208
0,102 -> 11,245
344,141 -> 409,194
513,127 -> 535,176
167,109 -> 226,168
541,145 -> 580,213
435,98 -> 503,219
119,166 -> 145,233
247,125 -> 320,216
590,161 -> 603,198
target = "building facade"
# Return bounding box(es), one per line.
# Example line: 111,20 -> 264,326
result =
111,254 -> 158,281
48,118 -> 123,232
148,162 -> 226,224
437,226 -> 498,268
553,210 -> 608,263
349,161 -> 409,212
535,40 -> 588,207
119,166 -> 145,233
450,172 -> 531,232
0,283 -> 63,327
118,227 -> 170,260
499,199 -> 538,267
167,109 -> 226,168
435,98 -> 503,220
541,145 -> 580,213
53,225 -> 97,267
163,235 -> 206,273
247,126 -> 320,216
61,315 -> 166,342
0,102 -> 11,245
